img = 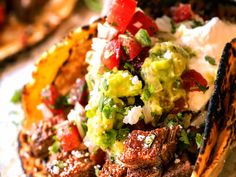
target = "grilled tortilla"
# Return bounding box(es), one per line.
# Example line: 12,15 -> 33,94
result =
0,0 -> 76,61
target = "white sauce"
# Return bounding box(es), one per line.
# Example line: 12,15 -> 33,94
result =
175,17 -> 236,111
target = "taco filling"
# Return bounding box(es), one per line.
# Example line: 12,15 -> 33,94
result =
19,1 -> 236,176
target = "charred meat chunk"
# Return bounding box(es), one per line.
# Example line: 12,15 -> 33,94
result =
47,150 -> 95,177
162,160 -> 193,177
99,160 -> 127,177
29,120 -> 55,158
127,166 -> 162,177
120,126 -> 180,169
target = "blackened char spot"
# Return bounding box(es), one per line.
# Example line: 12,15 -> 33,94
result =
82,25 -> 90,31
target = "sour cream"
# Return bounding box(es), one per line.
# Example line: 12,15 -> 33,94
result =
175,17 -> 236,111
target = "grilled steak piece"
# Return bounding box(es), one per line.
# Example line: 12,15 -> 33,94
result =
162,160 -> 193,177
47,150 -> 95,177
29,120 -> 55,158
99,160 -> 127,177
120,126 -> 180,169
127,166 -> 162,177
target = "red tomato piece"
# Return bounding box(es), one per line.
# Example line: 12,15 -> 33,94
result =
171,3 -> 193,23
119,35 -> 142,60
102,39 -> 121,70
127,11 -> 158,36
181,69 -> 208,92
107,0 -> 137,33
41,85 -> 63,115
0,4 -> 5,26
56,121 -> 81,152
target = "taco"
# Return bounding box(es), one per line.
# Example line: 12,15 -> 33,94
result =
18,0 -> 236,176
0,0 -> 76,61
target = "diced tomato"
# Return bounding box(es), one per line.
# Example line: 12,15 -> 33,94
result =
127,11 -> 158,36
102,39 -> 121,70
56,121 -> 82,152
107,0 -> 137,33
69,78 -> 88,107
41,85 -> 63,115
181,69 -> 208,92
0,4 -> 5,26
119,35 -> 142,60
171,3 -> 193,23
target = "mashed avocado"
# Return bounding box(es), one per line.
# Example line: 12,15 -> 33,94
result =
141,42 -> 189,115
85,42 -> 189,151
85,70 -> 142,150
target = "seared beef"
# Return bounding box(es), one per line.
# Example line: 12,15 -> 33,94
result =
162,160 -> 193,177
99,160 -> 127,177
120,126 -> 180,169
47,150 -> 95,177
127,166 -> 162,177
29,120 -> 55,158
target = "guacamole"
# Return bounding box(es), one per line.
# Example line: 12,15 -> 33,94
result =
85,41 -> 189,151
141,42 -> 189,115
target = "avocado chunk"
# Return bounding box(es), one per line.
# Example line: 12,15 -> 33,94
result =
141,42 -> 189,115
103,70 -> 142,98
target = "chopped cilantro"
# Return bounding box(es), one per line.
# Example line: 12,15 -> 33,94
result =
179,130 -> 190,145
54,95 -> 70,109
167,120 -> 177,128
195,82 -> 209,93
177,112 -> 183,119
116,128 -> 130,141
191,20 -> 204,28
143,88 -> 151,101
81,122 -> 88,132
49,136 -> 61,154
144,134 -> 156,148
123,46 -> 129,55
171,20 -> 176,33
11,89 -> 22,104
205,55 -> 216,65
135,29 -> 152,47
124,62 -> 135,73
195,133 -> 203,148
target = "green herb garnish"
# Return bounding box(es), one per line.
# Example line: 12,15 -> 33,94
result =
195,133 -> 203,148
196,82 -> 209,93
179,130 -> 190,145
49,136 -> 61,154
116,128 -> 130,141
205,55 -> 216,65
135,29 -> 152,47
54,95 -> 70,109
124,62 -> 135,73
11,89 -> 22,104
191,20 -> 204,28
144,134 -> 156,148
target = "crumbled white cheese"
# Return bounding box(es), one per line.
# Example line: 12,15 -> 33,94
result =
52,165 -> 60,174
123,106 -> 143,125
131,75 -> 139,85
155,15 -> 172,33
97,22 -> 118,40
163,50 -> 172,59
